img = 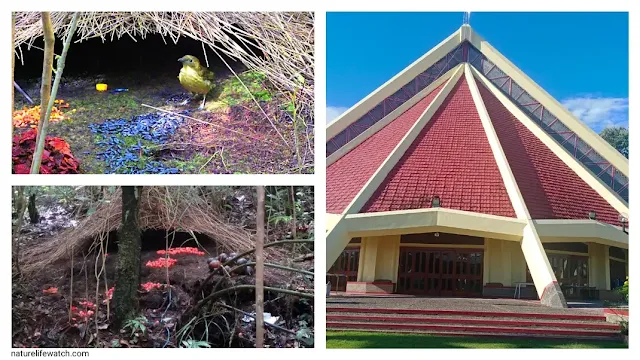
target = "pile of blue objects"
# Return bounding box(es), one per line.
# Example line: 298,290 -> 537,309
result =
89,111 -> 190,174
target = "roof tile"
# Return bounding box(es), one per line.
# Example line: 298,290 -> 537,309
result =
361,78 -> 516,217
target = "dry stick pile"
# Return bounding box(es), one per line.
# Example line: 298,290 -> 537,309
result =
20,187 -> 284,276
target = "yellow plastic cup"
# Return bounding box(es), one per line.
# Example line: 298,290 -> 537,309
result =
96,83 -> 108,92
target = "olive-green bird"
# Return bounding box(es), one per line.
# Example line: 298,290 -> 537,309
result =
177,55 -> 215,109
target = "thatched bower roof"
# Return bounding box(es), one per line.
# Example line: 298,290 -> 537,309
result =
21,186 -> 281,274
13,11 -> 314,102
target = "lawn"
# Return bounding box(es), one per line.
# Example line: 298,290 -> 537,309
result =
326,331 -> 627,349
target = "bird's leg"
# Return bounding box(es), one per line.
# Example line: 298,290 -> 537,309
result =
179,93 -> 194,106
199,94 -> 207,110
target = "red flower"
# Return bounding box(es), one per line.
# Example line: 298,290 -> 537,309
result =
156,247 -> 205,256
145,257 -> 178,268
141,282 -> 164,292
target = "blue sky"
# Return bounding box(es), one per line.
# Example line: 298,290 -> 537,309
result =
326,12 -> 629,132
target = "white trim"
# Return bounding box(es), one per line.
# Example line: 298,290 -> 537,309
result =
471,66 -> 629,215
342,66 -> 465,215
467,27 -> 628,177
327,64 -> 462,166
327,28 -> 462,139
465,64 -> 531,220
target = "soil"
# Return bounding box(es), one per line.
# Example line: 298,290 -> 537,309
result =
13,69 -> 313,174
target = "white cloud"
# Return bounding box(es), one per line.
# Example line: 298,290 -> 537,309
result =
561,96 -> 629,130
326,106 -> 349,123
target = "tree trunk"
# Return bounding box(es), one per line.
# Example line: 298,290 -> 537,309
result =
31,12 -> 79,174
113,186 -> 142,327
12,13 -> 15,133
255,186 -> 265,348
28,193 -> 39,223
37,12 -> 54,136
13,187 -> 27,278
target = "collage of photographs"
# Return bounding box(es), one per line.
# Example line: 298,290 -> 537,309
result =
6,5 -> 632,355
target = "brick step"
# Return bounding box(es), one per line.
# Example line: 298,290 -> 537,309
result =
326,307 -> 605,321
327,314 -> 618,330
327,327 -> 622,342
326,321 -> 620,338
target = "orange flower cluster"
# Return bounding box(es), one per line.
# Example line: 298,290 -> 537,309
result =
141,282 -> 164,292
157,247 -> 205,256
146,257 -> 178,268
42,287 -> 58,294
13,100 -> 72,128
103,286 -> 115,304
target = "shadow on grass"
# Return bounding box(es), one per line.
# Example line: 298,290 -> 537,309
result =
326,331 -> 627,349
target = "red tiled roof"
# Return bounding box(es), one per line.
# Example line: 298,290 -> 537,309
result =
361,78 -> 516,217
477,82 -> 620,225
326,81 -> 447,214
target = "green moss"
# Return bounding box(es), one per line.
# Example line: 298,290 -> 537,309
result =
218,71 -> 273,106
165,153 -> 211,174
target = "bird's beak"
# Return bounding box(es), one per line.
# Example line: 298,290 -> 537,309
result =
177,57 -> 185,63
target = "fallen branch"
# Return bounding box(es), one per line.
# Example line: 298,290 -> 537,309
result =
293,253 -> 314,262
189,285 -> 313,318
229,262 -> 313,277
193,239 -> 314,297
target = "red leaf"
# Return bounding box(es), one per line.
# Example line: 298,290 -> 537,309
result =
13,164 -> 30,174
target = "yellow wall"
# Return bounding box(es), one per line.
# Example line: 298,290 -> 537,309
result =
375,235 -> 401,282
484,238 -> 526,286
589,243 -> 611,290
357,235 -> 401,282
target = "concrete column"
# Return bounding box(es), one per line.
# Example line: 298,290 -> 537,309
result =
359,237 -> 379,282
374,235 -> 400,282
521,223 -> 567,308
501,241 -> 513,286
483,238 -> 492,284
589,243 -> 610,290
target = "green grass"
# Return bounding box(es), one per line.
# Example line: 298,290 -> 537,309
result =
326,331 -> 627,349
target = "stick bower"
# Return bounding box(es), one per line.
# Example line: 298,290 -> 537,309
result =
20,186 -> 283,275
13,12 -> 314,103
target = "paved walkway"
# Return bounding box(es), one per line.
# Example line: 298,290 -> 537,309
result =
327,294 -> 605,315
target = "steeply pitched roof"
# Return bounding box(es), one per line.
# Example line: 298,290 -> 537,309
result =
478,83 -> 620,225
326,25 -> 627,224
327,82 -> 446,213
362,77 -> 516,217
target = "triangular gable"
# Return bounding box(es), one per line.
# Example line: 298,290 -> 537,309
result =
326,25 -> 628,217
361,77 -> 516,218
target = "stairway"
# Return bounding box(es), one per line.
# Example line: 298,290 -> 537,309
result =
327,307 -> 622,341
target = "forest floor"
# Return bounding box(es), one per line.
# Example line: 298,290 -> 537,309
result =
12,188 -> 314,348
13,69 -> 313,174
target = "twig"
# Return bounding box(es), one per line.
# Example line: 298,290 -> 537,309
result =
255,186 -> 265,348
190,285 -> 313,317
141,104 -> 278,145
218,303 -> 296,335
229,262 -> 313,276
